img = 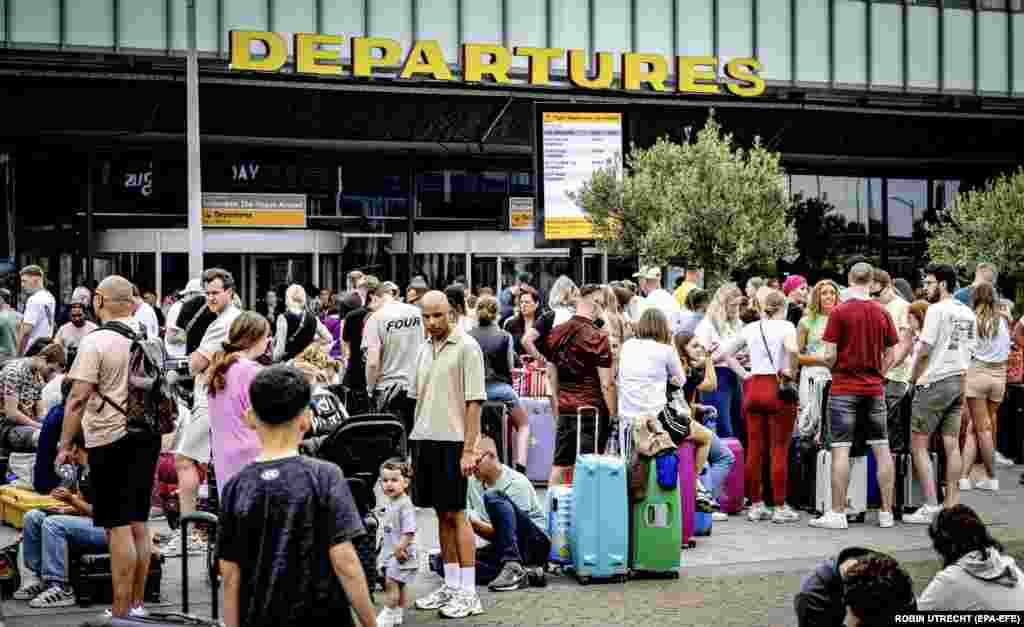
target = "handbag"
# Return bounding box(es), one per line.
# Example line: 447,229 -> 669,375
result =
657,391 -> 692,445
760,321 -> 799,403
632,414 -> 676,457
629,452 -> 650,503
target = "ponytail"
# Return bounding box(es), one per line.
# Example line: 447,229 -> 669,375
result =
208,311 -> 270,396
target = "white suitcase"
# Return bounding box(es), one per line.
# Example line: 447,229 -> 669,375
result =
815,451 -> 867,519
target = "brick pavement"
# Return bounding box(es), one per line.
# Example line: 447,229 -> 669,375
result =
3,465 -> 1022,627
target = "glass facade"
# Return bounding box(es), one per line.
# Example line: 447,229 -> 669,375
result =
3,0 -> 1022,95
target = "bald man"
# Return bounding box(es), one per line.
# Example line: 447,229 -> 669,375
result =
58,275 -> 161,618
409,291 -> 487,619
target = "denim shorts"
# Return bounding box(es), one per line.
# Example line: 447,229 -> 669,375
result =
911,375 -> 963,437
828,394 -> 888,449
486,382 -> 520,405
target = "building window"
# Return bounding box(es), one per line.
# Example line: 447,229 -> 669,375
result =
417,170 -> 509,221
340,166 -> 409,220
978,0 -> 1024,11
790,175 -> 883,259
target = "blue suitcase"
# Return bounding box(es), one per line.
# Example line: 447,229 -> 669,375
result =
546,485 -> 574,566
568,407 -> 629,585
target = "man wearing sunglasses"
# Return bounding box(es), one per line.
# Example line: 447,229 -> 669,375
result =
465,437 -> 549,593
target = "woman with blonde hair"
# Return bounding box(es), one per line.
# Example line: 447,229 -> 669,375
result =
469,295 -> 532,474
273,284 -> 333,363
695,283 -> 748,439
961,283 -> 1010,492
594,285 -> 633,406
795,280 -> 841,439
715,289 -> 800,524
207,311 -> 271,494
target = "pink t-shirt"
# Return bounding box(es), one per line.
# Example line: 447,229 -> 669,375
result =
207,358 -> 263,496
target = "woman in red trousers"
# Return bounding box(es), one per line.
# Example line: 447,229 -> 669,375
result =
715,289 -> 800,524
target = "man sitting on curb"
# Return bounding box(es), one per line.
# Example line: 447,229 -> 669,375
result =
14,430 -> 104,608
465,437 -> 550,592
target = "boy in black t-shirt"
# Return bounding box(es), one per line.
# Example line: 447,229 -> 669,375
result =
217,365 -> 377,627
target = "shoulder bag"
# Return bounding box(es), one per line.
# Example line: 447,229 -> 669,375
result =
760,321 -> 799,403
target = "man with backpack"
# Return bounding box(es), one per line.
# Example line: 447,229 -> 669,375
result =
58,275 -> 162,619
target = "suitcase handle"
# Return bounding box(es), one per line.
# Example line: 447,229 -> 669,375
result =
180,511 -> 218,618
575,406 -> 600,459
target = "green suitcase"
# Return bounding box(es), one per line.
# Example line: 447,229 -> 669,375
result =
629,457 -> 681,578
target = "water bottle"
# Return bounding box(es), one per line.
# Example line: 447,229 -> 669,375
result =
58,464 -> 77,490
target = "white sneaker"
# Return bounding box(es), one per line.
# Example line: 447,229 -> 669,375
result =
878,511 -> 895,528
975,478 -> 1000,491
958,478 -> 973,491
13,579 -> 47,601
377,607 -> 399,627
415,584 -> 455,611
903,504 -> 941,525
102,606 -> 149,618
29,584 -> 76,609
809,510 -> 849,530
771,505 -> 800,524
747,502 -> 772,522
994,451 -> 1014,466
712,512 -> 729,522
439,589 -> 484,619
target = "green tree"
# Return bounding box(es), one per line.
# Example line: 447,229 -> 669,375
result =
569,111 -> 796,285
927,168 -> 1024,273
786,195 -> 849,275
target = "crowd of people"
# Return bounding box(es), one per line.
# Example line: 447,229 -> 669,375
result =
0,257 -> 1021,626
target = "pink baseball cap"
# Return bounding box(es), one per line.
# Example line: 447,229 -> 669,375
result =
783,275 -> 807,296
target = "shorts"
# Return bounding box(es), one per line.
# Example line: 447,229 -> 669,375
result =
384,559 -> 419,585
553,411 -> 609,467
485,382 -> 520,405
88,430 -> 161,528
410,440 -> 467,512
964,360 -> 1007,403
911,375 -> 963,437
828,394 -> 888,449
176,398 -> 211,464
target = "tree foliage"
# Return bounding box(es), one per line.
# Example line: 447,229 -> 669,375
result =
927,168 -> 1024,273
569,111 -> 796,284
785,195 -> 849,275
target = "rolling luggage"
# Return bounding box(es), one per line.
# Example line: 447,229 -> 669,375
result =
677,441 -> 697,549
693,510 -> 713,537
72,552 -> 163,607
815,451 -> 867,521
718,437 -> 745,515
92,511 -> 220,627
629,453 -> 681,578
568,407 -> 628,585
787,437 -> 818,511
480,401 -> 510,464
512,397 -> 556,485
867,449 -> 881,509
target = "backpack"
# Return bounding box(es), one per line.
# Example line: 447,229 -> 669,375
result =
97,321 -> 177,435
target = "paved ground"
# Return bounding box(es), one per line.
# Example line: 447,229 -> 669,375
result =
3,464 -> 1023,627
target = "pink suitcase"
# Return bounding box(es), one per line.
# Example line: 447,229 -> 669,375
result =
718,437 -> 745,515
678,441 -> 697,549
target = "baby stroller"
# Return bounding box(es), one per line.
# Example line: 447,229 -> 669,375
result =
311,413 -> 406,593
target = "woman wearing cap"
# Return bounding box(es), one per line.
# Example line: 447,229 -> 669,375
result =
273,284 -> 334,363
783,275 -> 809,327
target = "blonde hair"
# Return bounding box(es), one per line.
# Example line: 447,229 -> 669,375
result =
549,275 -> 578,310
476,295 -> 499,325
208,311 -> 270,396
706,283 -> 743,335
974,283 -> 999,340
806,279 -> 841,321
285,284 -> 307,312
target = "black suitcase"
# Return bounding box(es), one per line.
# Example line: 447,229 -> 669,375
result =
480,401 -> 509,464
72,552 -> 163,606
82,512 -> 220,627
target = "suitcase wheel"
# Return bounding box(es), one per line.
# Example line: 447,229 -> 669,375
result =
578,576 -> 591,586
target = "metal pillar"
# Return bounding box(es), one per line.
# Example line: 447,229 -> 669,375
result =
155,231 -> 163,300
406,163 -> 416,284
85,155 -> 94,287
186,0 -> 204,279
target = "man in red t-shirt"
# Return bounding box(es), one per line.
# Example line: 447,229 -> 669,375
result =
545,284 -> 615,486
810,262 -> 899,531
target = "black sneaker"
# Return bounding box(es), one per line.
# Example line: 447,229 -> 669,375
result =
514,463 -> 528,475
1019,473 -> 1024,486
488,561 -> 527,592
526,566 -> 547,588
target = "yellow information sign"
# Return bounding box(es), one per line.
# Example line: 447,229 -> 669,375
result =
509,197 -> 534,230
202,193 -> 307,228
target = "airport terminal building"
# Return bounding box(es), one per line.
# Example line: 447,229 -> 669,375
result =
1,0 -> 1022,305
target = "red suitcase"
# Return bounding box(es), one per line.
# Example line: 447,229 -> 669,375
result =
718,437 -> 745,515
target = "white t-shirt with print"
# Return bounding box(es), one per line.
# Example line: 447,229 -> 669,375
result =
22,289 -> 55,351
919,298 -> 976,385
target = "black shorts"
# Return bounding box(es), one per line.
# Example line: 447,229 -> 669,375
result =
553,412 -> 609,467
410,440 -> 467,513
88,430 -> 161,529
